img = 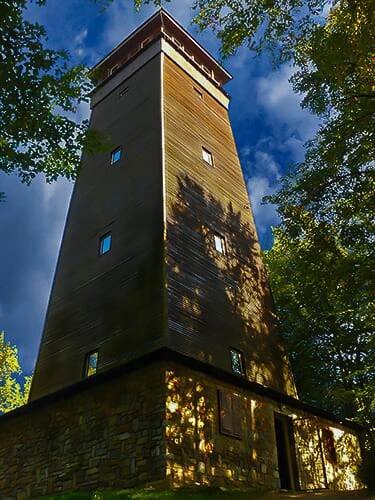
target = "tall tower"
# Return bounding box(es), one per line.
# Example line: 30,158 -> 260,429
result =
30,9 -> 296,401
2,10 -> 362,496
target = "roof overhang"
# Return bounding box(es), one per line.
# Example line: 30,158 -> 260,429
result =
91,8 -> 232,88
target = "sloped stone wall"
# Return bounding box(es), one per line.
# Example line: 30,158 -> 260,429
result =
0,363 -> 166,499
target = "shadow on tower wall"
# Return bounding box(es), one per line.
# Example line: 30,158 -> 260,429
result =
166,174 -> 296,395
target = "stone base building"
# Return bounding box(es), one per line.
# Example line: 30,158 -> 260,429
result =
0,353 -> 363,497
0,9 -> 364,498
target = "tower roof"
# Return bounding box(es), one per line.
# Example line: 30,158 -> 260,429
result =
92,8 -> 232,88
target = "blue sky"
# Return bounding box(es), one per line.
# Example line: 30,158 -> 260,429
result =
0,0 -> 318,375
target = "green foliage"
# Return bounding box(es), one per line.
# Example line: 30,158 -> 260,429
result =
264,226 -> 374,426
262,6 -> 375,475
271,0 -> 374,249
358,446 -> 375,492
0,331 -> 32,413
193,0 -> 329,61
264,223 -> 374,489
0,0 -> 104,186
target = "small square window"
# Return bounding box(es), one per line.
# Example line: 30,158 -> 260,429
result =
84,351 -> 98,378
214,233 -> 226,255
99,233 -> 112,255
230,349 -> 245,377
110,147 -> 122,165
202,147 -> 214,166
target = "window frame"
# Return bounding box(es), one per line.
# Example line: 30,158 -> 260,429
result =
229,348 -> 245,377
218,389 -> 242,439
99,232 -> 112,256
213,232 -> 227,255
84,350 -> 99,378
202,146 -> 214,167
110,146 -> 122,165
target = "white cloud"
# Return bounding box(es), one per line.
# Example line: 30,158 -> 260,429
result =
76,100 -> 91,123
255,64 -> 318,160
247,175 -> 279,234
74,28 -> 88,45
253,150 -> 281,180
74,28 -> 89,58
246,150 -> 281,234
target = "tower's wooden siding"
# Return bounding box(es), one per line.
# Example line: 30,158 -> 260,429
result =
163,55 -> 296,396
30,56 -> 165,400
31,43 -> 296,401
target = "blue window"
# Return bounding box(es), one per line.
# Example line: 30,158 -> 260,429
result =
230,349 -> 245,376
84,351 -> 98,378
111,147 -> 122,165
99,233 -> 112,255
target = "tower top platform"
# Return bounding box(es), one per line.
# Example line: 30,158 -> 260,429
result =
92,8 -> 232,88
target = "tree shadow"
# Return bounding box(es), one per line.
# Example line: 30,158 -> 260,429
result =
166,174 -> 295,395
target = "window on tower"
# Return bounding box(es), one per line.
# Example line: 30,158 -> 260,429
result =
213,232 -> 226,255
110,147 -> 122,165
84,351 -> 98,378
230,348 -> 245,377
99,233 -> 112,255
202,147 -> 214,166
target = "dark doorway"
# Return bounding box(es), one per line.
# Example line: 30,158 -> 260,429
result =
274,414 -> 299,490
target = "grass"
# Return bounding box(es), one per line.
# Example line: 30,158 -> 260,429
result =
37,489 -> 268,500
36,487 -> 371,500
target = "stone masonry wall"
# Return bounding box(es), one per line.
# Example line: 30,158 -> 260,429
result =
0,359 -> 364,498
0,363 -> 166,499
164,362 -> 364,491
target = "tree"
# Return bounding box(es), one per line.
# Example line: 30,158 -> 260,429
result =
264,225 -> 374,425
0,0 -> 104,190
0,331 -> 31,413
268,0 -> 374,256
264,224 -> 375,486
